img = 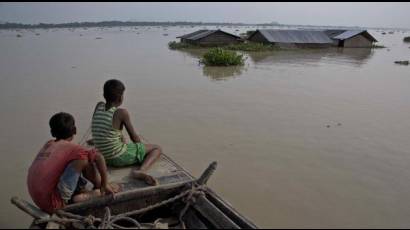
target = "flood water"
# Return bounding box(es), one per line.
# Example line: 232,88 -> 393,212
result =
1,26 -> 410,228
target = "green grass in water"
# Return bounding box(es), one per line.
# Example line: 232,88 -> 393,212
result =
168,41 -> 196,49
201,48 -> 245,66
372,44 -> 387,48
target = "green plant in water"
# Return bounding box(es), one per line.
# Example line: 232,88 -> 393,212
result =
372,44 -> 387,49
403,36 -> 410,43
168,41 -> 196,50
201,48 -> 245,66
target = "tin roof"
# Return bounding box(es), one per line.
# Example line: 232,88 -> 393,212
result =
177,30 -> 208,39
323,30 -> 346,38
324,30 -> 378,42
177,29 -> 240,41
255,29 -> 334,44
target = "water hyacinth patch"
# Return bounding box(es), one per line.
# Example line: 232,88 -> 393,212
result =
201,48 -> 245,66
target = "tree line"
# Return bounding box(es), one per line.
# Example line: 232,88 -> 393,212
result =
0,21 -> 280,29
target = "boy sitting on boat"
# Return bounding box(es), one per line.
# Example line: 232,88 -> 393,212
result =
90,79 -> 162,185
27,112 -> 119,214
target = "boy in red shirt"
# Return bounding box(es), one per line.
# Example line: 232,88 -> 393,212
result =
27,112 -> 119,214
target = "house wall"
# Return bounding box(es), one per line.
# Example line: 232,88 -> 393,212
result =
197,31 -> 241,45
294,43 -> 332,48
343,35 -> 373,48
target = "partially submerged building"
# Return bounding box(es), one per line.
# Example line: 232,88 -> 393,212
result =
177,29 -> 242,46
247,29 -> 334,48
247,29 -> 378,48
324,30 -> 378,48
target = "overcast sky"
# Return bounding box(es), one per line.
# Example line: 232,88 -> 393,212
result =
0,2 -> 409,28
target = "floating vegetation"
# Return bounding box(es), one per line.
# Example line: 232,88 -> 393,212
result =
201,48 -> 245,66
168,41 -> 195,50
95,37 -> 102,39
403,37 -> 410,43
371,44 -> 386,49
35,33 -> 40,36
16,34 -> 22,37
394,60 -> 409,65
163,33 -> 169,36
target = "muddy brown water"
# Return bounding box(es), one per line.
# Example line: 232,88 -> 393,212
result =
1,26 -> 410,228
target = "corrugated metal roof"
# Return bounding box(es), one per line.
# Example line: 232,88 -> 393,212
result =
257,30 -> 333,44
177,30 -> 240,41
189,30 -> 218,40
325,30 -> 377,42
323,30 -> 346,38
333,30 -> 366,40
177,30 -> 208,39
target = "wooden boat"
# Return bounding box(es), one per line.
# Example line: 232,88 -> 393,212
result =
12,154 -> 258,229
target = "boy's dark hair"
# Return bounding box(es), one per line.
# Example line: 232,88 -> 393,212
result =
103,79 -> 125,102
49,112 -> 77,140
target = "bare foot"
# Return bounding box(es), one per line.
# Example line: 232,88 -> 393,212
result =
109,182 -> 122,193
131,170 -> 158,186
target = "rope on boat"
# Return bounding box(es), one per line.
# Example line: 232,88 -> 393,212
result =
98,184 -> 206,229
43,184 -> 207,229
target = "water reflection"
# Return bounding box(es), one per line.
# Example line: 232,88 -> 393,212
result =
174,48 -> 246,81
174,48 -> 207,59
248,48 -> 374,67
202,66 -> 246,81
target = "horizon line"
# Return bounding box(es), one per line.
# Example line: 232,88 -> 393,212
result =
0,20 -> 408,31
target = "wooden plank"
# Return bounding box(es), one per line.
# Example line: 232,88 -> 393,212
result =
192,196 -> 240,229
205,188 -> 258,229
183,209 -> 208,229
11,196 -> 50,220
62,181 -> 192,213
45,214 -> 60,229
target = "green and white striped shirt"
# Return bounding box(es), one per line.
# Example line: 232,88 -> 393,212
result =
91,102 -> 127,160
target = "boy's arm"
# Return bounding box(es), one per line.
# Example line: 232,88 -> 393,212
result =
94,152 -> 114,195
118,109 -> 142,143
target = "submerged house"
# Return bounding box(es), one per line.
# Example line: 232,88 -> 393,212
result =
324,30 -> 378,48
247,29 -> 334,48
247,29 -> 378,48
177,29 -> 242,46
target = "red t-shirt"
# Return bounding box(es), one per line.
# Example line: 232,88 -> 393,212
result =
27,140 -> 97,213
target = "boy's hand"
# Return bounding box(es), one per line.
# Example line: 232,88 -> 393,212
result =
101,183 -> 121,196
86,139 -> 94,146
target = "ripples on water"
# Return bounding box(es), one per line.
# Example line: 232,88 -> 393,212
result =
1,26 -> 410,228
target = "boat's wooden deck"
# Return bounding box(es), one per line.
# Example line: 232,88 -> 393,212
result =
107,154 -> 194,191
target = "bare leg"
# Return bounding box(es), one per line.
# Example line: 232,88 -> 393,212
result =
131,144 -> 162,186
83,163 -> 101,189
140,144 -> 162,171
72,189 -> 101,203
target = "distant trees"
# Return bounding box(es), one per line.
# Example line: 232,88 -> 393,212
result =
0,21 -> 255,29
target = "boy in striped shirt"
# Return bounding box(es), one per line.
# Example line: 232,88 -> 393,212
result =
91,79 -> 162,185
